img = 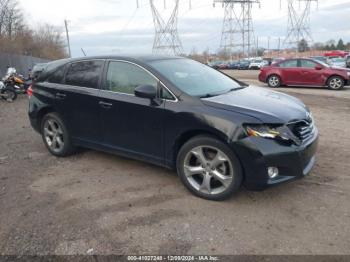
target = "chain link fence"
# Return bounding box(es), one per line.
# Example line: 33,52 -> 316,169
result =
0,52 -> 50,77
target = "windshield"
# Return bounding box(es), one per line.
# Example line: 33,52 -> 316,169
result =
150,59 -> 242,97
332,58 -> 345,62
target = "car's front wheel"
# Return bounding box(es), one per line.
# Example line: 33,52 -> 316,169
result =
327,76 -> 344,90
267,75 -> 281,88
177,136 -> 242,201
41,113 -> 76,157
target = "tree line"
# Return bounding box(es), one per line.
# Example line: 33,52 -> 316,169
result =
0,0 -> 67,60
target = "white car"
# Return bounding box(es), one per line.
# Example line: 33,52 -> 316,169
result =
329,58 -> 347,68
249,59 -> 269,70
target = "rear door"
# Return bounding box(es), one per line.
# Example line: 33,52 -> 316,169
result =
54,60 -> 105,144
298,59 -> 324,86
278,59 -> 300,85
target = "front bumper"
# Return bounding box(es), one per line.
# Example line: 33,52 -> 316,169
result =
232,128 -> 319,191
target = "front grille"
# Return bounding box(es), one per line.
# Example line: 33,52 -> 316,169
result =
287,120 -> 315,143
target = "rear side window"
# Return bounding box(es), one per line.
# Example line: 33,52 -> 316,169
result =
105,61 -> 158,95
300,60 -> 317,68
65,60 -> 104,89
279,60 -> 298,68
47,66 -> 65,84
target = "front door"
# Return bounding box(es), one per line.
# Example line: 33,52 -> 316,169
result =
298,59 -> 324,86
99,60 -> 167,163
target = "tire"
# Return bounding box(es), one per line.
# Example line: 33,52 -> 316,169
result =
41,113 -> 76,157
1,87 -> 17,102
327,76 -> 344,90
176,135 -> 243,201
267,75 -> 281,88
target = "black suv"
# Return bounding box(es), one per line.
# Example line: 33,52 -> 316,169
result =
28,55 -> 319,200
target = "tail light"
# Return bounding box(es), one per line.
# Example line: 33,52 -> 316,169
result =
27,85 -> 33,97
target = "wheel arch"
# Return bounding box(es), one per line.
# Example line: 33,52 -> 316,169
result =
37,106 -> 55,131
326,74 -> 346,84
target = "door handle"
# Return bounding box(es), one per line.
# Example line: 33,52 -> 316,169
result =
55,92 -> 66,99
99,101 -> 113,109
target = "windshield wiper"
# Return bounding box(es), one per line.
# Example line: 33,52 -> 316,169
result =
199,86 -> 246,98
229,86 -> 246,92
199,93 -> 222,98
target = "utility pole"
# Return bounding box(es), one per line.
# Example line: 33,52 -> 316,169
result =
214,0 -> 260,59
64,20 -> 71,58
150,0 -> 184,55
283,0 -> 318,50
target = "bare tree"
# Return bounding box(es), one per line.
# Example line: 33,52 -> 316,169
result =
0,0 -> 67,59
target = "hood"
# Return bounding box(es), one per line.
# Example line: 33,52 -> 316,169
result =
202,86 -> 310,124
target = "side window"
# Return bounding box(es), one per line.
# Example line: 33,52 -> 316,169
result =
65,60 -> 104,89
300,60 -> 317,68
279,60 -> 298,68
105,61 -> 158,95
160,87 -> 175,100
47,66 -> 65,84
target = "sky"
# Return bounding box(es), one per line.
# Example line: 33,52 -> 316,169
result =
18,0 -> 350,57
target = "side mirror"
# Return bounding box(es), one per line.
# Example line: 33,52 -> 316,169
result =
315,65 -> 323,70
134,85 -> 157,100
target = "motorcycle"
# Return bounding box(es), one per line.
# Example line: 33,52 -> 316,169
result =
3,73 -> 31,94
0,80 -> 17,102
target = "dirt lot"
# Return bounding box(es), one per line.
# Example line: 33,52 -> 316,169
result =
0,70 -> 350,255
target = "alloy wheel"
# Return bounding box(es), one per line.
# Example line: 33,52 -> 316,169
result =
329,78 -> 343,90
268,76 -> 280,87
43,119 -> 65,153
183,146 -> 234,195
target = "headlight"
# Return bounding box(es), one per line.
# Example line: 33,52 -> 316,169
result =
347,72 -> 350,76
245,125 -> 293,142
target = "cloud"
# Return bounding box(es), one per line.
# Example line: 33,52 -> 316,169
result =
18,0 -> 350,57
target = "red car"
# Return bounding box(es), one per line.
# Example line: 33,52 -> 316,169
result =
259,58 -> 350,90
324,50 -> 348,58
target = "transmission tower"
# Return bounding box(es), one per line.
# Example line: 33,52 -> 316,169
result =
214,0 -> 260,58
149,0 -> 183,55
283,0 -> 318,48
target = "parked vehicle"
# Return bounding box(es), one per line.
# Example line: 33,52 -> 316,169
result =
249,59 -> 268,70
29,56 -> 319,201
271,57 -> 285,65
218,62 -> 229,70
2,72 -> 31,94
324,50 -> 348,58
237,60 -> 251,70
259,58 -> 350,90
227,60 -> 240,69
208,61 -> 223,70
328,57 -> 347,68
310,56 -> 328,64
31,63 -> 47,80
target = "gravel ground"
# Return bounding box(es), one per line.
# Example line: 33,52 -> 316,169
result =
0,71 -> 349,255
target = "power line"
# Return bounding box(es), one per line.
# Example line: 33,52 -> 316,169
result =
283,0 -> 318,49
214,0 -> 260,58
149,0 -> 184,55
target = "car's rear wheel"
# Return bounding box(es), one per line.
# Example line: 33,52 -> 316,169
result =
267,75 -> 281,88
41,113 -> 76,157
177,136 -> 242,201
327,76 -> 344,90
